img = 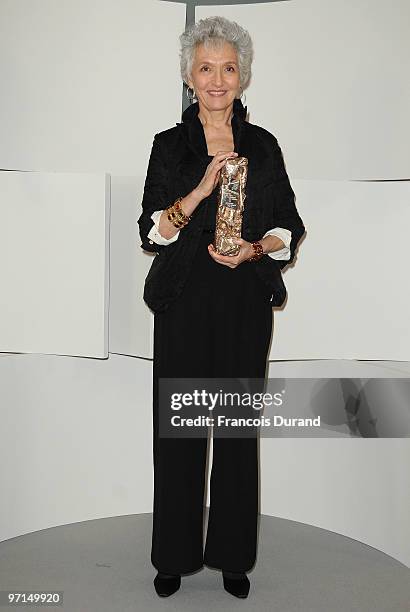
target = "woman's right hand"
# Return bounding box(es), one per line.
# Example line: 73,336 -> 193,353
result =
194,151 -> 238,200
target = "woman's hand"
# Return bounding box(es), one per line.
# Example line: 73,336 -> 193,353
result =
207,237 -> 254,268
194,151 -> 238,200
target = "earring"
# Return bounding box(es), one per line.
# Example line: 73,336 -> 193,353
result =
186,86 -> 196,104
239,86 -> 247,106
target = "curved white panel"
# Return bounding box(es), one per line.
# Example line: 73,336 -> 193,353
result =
261,437 -> 410,569
1,353 -> 409,569
0,353 -> 153,543
198,0 -> 410,180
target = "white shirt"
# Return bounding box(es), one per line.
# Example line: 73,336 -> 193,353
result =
147,210 -> 292,260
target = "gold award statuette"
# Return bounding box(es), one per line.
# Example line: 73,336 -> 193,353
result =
214,156 -> 248,256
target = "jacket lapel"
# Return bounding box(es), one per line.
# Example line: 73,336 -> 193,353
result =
180,97 -> 246,160
177,98 -> 268,192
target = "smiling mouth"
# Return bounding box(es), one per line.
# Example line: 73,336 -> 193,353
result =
208,91 -> 227,96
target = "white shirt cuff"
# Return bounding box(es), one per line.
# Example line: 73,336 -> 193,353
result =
147,216 -> 292,257
147,210 -> 180,245
263,227 -> 292,261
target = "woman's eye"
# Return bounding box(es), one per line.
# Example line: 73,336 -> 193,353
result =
200,66 -> 235,72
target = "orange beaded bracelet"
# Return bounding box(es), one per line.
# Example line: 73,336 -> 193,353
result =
247,241 -> 264,262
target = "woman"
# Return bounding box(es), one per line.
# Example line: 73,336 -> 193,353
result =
138,16 -> 305,599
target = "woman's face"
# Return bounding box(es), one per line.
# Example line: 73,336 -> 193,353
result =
187,41 -> 240,113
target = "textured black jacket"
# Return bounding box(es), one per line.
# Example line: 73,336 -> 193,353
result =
137,98 -> 306,313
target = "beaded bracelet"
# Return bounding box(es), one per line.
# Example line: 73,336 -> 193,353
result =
247,241 -> 264,262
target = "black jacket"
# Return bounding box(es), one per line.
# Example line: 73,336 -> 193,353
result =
137,98 -> 306,313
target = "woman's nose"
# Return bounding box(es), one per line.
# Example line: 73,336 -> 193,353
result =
212,70 -> 224,86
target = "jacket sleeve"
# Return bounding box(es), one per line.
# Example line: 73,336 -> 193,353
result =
137,133 -> 172,254
268,135 -> 306,269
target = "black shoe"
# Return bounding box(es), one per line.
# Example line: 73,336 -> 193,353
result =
222,571 -> 250,598
153,572 -> 181,597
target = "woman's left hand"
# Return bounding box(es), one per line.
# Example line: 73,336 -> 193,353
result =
207,237 -> 256,268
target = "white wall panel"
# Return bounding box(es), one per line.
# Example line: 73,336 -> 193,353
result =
0,171 -> 110,358
269,179 -> 410,361
109,175 -> 155,359
261,438 -> 410,569
0,353 -> 153,543
0,0 -> 184,176
0,0 -> 185,360
1,353 -> 409,568
198,0 -> 410,180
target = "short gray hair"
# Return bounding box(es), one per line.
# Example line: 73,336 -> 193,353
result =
179,16 -> 253,90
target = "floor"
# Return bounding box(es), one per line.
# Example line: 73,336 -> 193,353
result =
1,512 -> 409,611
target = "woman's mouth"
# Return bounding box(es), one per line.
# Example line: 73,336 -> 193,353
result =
207,91 -> 227,97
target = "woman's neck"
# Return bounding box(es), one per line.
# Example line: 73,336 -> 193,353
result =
198,104 -> 233,130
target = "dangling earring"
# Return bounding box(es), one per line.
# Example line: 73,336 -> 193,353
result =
239,86 -> 247,106
186,86 -> 196,104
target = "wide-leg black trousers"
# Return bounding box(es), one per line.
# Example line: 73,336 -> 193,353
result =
151,231 -> 273,575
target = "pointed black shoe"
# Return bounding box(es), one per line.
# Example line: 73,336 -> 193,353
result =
222,571 -> 250,598
153,572 -> 181,597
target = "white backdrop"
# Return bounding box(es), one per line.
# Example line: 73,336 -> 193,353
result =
0,171 -> 110,358
0,0 -> 185,360
200,0 -> 409,181
270,179 -> 410,360
1,0 -> 409,570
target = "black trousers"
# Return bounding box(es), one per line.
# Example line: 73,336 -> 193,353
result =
151,232 -> 273,574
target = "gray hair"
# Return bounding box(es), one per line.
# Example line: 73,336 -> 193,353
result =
179,16 -> 253,91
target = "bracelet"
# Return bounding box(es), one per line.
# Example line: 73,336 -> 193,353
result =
247,241 -> 264,262
167,197 -> 188,228
166,196 -> 191,229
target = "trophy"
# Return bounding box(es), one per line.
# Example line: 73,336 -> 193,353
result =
214,156 -> 248,256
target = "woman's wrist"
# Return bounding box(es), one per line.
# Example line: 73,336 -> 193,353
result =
247,241 -> 264,262
259,234 -> 286,255
189,187 -> 205,208
158,190 -> 203,239
158,210 -> 180,239
166,197 -> 191,229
